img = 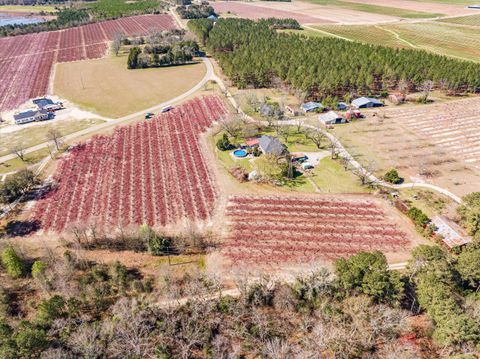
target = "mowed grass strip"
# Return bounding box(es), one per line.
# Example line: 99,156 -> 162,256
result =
438,14 -> 480,26
0,5 -> 57,12
302,0 -> 444,18
53,55 -> 207,118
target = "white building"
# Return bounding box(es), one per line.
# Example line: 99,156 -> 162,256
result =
13,109 -> 49,125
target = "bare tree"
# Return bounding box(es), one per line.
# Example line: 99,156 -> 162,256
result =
46,128 -> 63,151
10,144 -> 26,162
304,127 -> 326,150
420,80 -> 434,103
276,124 -> 292,143
112,32 -> 123,56
295,118 -> 304,133
351,160 -> 377,186
218,115 -> 244,139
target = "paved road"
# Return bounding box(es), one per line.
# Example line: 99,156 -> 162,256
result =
0,57 -> 214,165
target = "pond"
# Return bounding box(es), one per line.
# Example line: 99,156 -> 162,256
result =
0,12 -> 45,27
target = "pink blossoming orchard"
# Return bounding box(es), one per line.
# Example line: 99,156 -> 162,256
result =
32,96 -> 227,232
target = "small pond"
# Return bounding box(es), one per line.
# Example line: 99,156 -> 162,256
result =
0,12 -> 45,27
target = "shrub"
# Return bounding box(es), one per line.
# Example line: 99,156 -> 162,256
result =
15,326 -> 48,358
383,169 -> 403,184
1,247 -> 25,278
36,295 -> 66,326
216,133 -> 232,151
407,207 -> 430,228
31,261 -> 47,280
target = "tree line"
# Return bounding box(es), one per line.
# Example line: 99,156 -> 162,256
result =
188,18 -> 480,101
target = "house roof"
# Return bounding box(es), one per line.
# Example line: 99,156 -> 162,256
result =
319,111 -> 342,123
301,102 -> 323,112
258,135 -> 286,156
351,97 -> 383,107
432,216 -> 472,248
246,138 -> 259,147
337,102 -> 348,109
14,109 -> 48,121
33,97 -> 54,108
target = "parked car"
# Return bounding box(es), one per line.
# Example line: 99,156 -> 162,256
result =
145,112 -> 154,119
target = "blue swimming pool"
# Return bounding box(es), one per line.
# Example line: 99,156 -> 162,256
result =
233,149 -> 247,158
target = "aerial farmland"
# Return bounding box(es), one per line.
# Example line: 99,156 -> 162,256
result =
1,0 -> 480,356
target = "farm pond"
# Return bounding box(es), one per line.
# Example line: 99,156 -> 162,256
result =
0,12 -> 45,26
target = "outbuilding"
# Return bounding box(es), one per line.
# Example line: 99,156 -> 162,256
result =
301,101 -> 323,113
319,111 -> 346,125
258,135 -> 287,156
351,97 -> 384,109
432,216 -> 472,249
336,102 -> 349,110
13,109 -> 49,125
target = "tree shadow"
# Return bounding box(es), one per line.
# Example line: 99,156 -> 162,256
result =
4,220 -> 41,237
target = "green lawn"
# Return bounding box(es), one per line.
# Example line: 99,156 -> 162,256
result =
308,156 -> 369,194
301,0 -> 444,18
0,148 -> 51,174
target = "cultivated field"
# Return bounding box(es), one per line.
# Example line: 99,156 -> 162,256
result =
32,96 -> 227,232
438,14 -> 480,26
54,55 -> 206,118
312,22 -> 480,62
0,14 -> 177,113
330,98 -> 480,198
222,195 -> 418,268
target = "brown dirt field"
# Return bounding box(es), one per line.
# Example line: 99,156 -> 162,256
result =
331,98 -> 480,198
224,1 -> 400,24
345,0 -> 476,16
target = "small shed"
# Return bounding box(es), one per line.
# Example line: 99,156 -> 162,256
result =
301,101 -> 323,113
258,135 -> 287,156
336,102 -> 349,110
351,97 -> 384,109
432,216 -> 472,249
319,111 -> 345,125
13,109 -> 49,125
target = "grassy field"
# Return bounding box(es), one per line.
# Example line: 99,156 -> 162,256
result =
0,119 -> 105,157
0,148 -> 50,174
311,22 -> 480,62
86,0 -> 164,19
53,55 -> 206,118
438,14 -> 480,26
0,5 -> 57,12
302,0 -> 444,18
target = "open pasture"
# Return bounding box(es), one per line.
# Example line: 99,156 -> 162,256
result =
0,14 -> 177,113
222,195 -> 417,268
438,14 -> 480,26
31,96 -> 227,232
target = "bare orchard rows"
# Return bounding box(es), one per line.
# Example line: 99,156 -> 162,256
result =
32,96 -> 227,232
222,195 -> 411,267
0,14 -> 177,112
385,98 -> 480,169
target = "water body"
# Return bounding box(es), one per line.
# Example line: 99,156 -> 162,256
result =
0,12 -> 45,27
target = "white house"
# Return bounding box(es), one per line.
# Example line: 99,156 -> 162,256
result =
13,109 -> 49,125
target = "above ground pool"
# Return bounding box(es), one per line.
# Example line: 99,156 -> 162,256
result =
233,149 -> 248,158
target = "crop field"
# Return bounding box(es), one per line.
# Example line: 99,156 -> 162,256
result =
312,22 -> 480,62
384,98 -> 480,169
222,195 -> 413,267
0,14 -> 177,113
438,14 -> 480,26
32,96 -> 227,232
210,2 -> 332,24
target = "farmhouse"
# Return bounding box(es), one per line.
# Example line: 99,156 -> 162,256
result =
301,101 -> 323,113
351,97 -> 384,109
432,216 -> 472,249
319,111 -> 346,125
258,135 -> 287,156
13,109 -> 49,125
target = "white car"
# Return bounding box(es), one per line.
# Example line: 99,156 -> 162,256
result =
161,106 -> 173,113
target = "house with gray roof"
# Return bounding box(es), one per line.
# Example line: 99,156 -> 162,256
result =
301,101 -> 323,113
258,135 -> 287,156
13,109 -> 49,125
351,97 -> 384,109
